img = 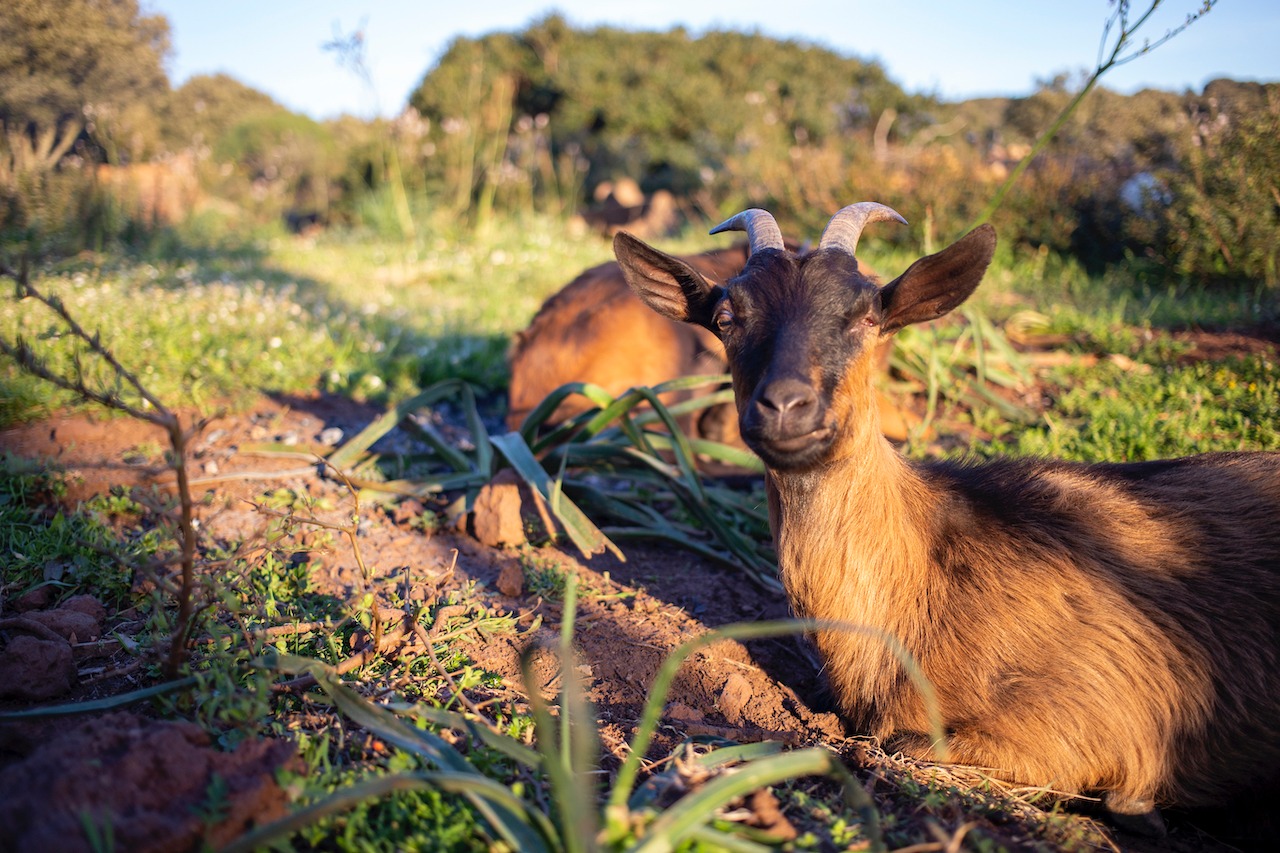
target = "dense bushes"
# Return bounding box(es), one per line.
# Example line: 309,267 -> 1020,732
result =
410,16 -> 921,199
1150,85 -> 1280,285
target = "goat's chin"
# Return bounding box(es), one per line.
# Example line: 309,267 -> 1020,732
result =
748,427 -> 835,471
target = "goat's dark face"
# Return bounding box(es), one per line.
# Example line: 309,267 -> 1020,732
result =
614,209 -> 996,472
712,248 -> 882,469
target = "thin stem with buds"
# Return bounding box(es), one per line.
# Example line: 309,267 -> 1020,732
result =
1,261 -> 207,678
968,0 -> 1217,232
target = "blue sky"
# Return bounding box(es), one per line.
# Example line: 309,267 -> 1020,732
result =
148,1 -> 1279,120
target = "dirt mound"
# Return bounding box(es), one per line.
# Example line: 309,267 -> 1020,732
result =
0,712 -> 297,853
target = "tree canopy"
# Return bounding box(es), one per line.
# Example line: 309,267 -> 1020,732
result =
163,73 -> 286,152
0,0 -> 170,168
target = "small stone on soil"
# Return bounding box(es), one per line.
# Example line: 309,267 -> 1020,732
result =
472,470 -> 528,548
496,561 -> 525,596
718,672 -> 755,725
0,634 -> 76,700
664,702 -> 705,723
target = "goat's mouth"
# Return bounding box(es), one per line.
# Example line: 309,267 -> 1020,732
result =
750,426 -> 835,469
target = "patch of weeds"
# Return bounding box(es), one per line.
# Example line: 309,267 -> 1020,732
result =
0,454 -> 152,606
782,782 -> 875,850
519,547 -> 567,601
178,639 -> 277,746
258,487 -> 311,512
245,550 -> 319,623
979,351 -> 1280,462
279,725 -> 494,853
83,486 -> 145,520
121,440 -> 163,466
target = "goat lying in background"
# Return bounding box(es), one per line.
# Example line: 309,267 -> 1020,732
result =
508,244 -> 919,443
508,245 -> 749,440
614,202 -> 1280,833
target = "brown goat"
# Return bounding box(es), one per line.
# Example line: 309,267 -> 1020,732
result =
614,203 -> 1280,832
508,245 -> 747,436
508,244 -> 918,442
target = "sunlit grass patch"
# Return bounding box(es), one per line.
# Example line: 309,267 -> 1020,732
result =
1,214 -> 619,425
0,456 -> 154,606
996,351 -> 1280,462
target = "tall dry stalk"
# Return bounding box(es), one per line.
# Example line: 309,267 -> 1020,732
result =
0,258 -> 208,677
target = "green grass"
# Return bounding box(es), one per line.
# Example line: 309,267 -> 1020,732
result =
0,213 -> 612,425
994,352 -> 1279,462
279,727 -> 494,853
865,237 -> 1280,463
0,455 -> 155,607
873,238 -> 1274,333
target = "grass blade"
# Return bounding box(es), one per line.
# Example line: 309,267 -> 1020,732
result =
329,379 -> 475,472
685,826 -> 773,852
0,677 -> 198,718
518,381 -> 616,446
628,748 -> 882,853
519,621 -> 602,853
457,380 -> 494,477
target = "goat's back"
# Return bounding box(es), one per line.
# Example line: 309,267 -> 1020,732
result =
833,451 -> 1280,809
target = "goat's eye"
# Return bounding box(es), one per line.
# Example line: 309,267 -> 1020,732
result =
713,308 -> 735,334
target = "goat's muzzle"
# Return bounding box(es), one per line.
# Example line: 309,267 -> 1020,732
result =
742,377 -> 834,469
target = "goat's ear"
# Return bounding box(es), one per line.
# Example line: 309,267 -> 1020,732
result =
613,232 -> 719,327
878,224 -> 996,334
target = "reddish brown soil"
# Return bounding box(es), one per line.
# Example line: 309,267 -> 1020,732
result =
0,712 -> 297,853
1171,326 -> 1279,363
0,392 -> 845,744
0,392 -> 861,850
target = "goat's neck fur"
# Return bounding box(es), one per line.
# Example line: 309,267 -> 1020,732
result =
765,356 -> 940,730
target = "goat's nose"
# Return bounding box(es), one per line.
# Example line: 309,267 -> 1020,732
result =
757,379 -> 817,417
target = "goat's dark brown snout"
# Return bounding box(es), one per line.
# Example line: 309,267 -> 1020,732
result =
745,376 -> 831,466
756,376 -> 818,420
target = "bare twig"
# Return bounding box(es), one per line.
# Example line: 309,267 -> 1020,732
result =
970,0 -> 1217,231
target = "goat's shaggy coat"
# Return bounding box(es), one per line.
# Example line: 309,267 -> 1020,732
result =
614,205 -> 1280,825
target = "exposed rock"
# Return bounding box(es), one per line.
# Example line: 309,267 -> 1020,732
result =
0,632 -> 76,700
718,672 -> 754,725
12,586 -> 54,613
472,469 -> 527,548
24,608 -> 100,643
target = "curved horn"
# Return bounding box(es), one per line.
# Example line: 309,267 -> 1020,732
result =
709,208 -> 785,256
817,202 -> 907,257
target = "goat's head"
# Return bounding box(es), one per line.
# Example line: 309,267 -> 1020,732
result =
614,204 -> 996,470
